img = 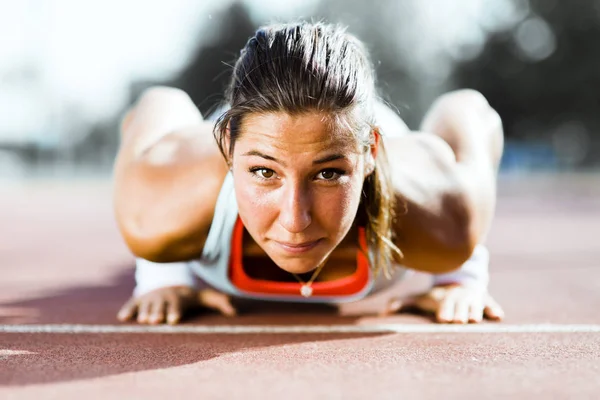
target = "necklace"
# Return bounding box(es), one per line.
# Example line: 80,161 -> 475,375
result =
291,261 -> 327,297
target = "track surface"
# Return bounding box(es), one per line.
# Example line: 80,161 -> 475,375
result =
1,174 -> 599,399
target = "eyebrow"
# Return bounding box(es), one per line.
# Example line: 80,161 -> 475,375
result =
313,154 -> 346,165
242,151 -> 347,166
242,150 -> 286,166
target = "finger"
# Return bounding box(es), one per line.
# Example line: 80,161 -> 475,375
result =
452,298 -> 470,324
402,293 -> 439,314
468,301 -> 484,324
219,299 -> 237,317
380,297 -> 403,316
199,290 -> 237,317
137,300 -> 151,324
148,299 -> 167,325
436,296 -> 457,323
166,298 -> 182,325
483,295 -> 505,321
117,298 -> 137,322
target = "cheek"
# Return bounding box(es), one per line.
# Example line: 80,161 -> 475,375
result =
316,180 -> 363,231
234,174 -> 275,230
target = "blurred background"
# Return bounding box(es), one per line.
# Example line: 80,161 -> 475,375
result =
1,0 -> 599,181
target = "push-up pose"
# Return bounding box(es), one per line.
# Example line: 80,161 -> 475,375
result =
114,22 -> 505,325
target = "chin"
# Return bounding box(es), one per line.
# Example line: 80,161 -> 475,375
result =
269,254 -> 325,275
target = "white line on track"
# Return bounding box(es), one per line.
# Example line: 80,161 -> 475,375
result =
1,324 -> 600,334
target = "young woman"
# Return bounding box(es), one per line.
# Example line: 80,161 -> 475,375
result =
114,22 -> 505,325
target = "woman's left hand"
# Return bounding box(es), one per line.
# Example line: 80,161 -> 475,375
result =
383,284 -> 505,324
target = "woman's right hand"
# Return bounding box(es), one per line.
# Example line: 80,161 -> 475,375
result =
117,286 -> 237,325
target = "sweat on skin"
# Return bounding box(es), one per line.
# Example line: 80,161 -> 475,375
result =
231,111 -> 376,275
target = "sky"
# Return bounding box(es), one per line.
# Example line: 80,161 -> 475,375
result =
0,0 -> 528,146
0,0 -> 319,144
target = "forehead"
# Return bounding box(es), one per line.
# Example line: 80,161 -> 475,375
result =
236,111 -> 360,152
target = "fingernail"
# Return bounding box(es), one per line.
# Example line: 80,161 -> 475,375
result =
167,314 -> 179,324
438,314 -> 452,323
439,312 -> 452,321
225,309 -> 237,317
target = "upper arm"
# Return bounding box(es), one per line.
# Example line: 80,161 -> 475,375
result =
113,87 -> 229,262
114,132 -> 229,262
386,134 -> 476,273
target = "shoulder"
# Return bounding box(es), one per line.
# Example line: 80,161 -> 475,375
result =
385,132 -> 456,173
114,124 -> 230,262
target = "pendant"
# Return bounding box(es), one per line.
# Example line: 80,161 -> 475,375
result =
300,284 -> 313,298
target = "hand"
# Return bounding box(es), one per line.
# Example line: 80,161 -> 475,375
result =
383,284 -> 504,324
117,286 -> 237,325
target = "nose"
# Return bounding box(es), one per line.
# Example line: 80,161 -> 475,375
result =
278,181 -> 312,234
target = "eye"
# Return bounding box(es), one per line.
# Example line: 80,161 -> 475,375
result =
317,169 -> 343,181
250,167 -> 275,180
259,169 -> 274,178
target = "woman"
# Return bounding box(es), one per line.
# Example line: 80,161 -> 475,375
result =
114,22 -> 505,325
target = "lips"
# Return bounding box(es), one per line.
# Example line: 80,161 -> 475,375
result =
274,239 -> 322,254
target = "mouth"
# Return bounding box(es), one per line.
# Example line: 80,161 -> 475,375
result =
273,239 -> 322,254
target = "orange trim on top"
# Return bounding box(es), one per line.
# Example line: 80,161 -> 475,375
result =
229,218 -> 370,297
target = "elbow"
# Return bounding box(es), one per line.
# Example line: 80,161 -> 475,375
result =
118,221 -> 173,263
114,207 -> 174,262
435,233 -> 477,275
425,243 -> 475,275
117,215 -> 204,263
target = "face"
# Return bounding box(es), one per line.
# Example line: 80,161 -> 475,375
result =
230,111 -> 376,274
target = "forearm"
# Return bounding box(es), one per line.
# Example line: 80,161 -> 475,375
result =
113,88 -> 228,263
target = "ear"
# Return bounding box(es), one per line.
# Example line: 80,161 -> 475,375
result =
364,128 -> 380,177
224,121 -> 233,169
